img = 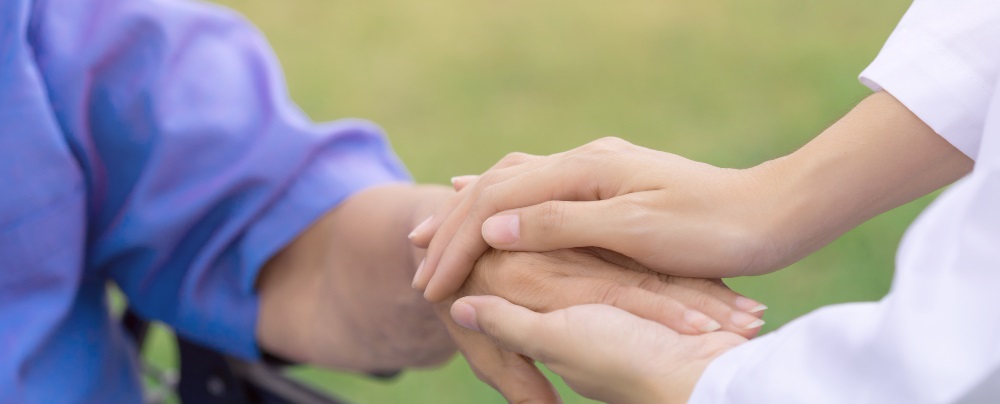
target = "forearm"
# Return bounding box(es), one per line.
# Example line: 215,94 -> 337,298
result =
255,183 -> 455,371
748,91 -> 974,271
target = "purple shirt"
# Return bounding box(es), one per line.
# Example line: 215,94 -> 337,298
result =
1,0 -> 409,401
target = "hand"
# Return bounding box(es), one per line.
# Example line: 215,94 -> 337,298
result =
411,137 -> 778,301
437,248 -> 765,403
411,92 -> 973,301
451,295 -> 747,404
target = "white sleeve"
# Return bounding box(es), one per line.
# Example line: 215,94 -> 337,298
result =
859,0 -> 1000,159
689,4 -> 1000,402
689,169 -> 1000,403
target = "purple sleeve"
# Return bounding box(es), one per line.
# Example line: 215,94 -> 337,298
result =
29,0 -> 410,358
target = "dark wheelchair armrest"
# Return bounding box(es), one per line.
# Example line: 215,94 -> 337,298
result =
124,309 -> 398,404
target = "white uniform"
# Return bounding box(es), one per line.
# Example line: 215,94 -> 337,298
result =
690,1 -> 1000,403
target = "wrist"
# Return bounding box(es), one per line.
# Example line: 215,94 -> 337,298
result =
636,359 -> 711,404
718,163 -> 791,276
256,184 -> 455,368
740,151 -> 852,274
256,229 -> 324,363
637,336 -> 736,404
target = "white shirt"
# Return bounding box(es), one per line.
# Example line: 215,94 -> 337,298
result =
690,1 -> 1000,403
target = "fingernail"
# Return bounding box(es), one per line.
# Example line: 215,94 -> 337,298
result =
482,214 -> 519,245
732,311 -> 766,330
735,296 -> 768,313
684,310 -> 722,333
450,175 -> 477,189
451,301 -> 481,332
408,216 -> 433,240
411,259 -> 425,288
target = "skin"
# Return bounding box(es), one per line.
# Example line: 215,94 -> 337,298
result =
255,184 -> 455,371
450,295 -> 745,404
253,183 -> 763,402
399,91 -> 973,400
438,248 -> 764,403
411,91 -> 974,301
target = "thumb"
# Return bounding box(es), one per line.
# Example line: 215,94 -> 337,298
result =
450,296 -> 561,403
481,199 -> 635,254
451,296 -> 550,359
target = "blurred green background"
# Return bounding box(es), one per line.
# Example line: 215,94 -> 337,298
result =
144,0 -> 928,402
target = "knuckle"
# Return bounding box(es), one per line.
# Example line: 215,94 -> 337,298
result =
478,251 -> 552,307
656,272 -> 679,285
636,274 -> 667,293
595,282 -> 624,306
464,249 -> 507,295
477,170 -> 504,190
479,184 -> 504,212
597,136 -> 628,147
535,201 -> 566,234
562,152 -> 599,173
586,136 -> 630,152
687,291 -> 722,312
499,152 -> 531,167
671,275 -> 716,291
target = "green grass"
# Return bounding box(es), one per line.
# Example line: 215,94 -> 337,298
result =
148,0 -> 923,402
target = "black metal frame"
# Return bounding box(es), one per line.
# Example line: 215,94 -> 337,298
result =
124,310 -> 349,404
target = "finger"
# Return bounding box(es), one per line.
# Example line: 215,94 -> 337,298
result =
408,216 -> 434,249
474,251 -> 737,335
410,153 -> 541,290
668,277 -> 767,317
408,188 -> 469,249
414,159 -> 541,302
423,170 -> 618,300
447,300 -> 559,403
463,340 -> 559,404
621,278 -> 763,338
409,153 -> 539,248
424,138 -> 645,299
422,145 -> 628,300
556,277 -> 722,335
486,353 -> 560,404
450,175 -> 478,191
481,197 -> 644,255
424,177 -> 617,301
554,257 -> 763,337
452,296 -> 557,361
583,248 -> 767,324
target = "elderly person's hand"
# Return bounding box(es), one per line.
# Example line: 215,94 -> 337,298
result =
435,248 -> 764,403
451,295 -> 747,404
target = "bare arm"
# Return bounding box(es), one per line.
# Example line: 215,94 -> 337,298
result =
412,91 -> 974,299
757,91 -> 974,270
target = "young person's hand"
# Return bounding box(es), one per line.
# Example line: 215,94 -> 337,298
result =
437,248 -> 765,403
411,91 -> 973,301
451,295 -> 747,404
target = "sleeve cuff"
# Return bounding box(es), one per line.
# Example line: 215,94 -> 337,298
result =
688,329 -> 779,403
231,119 -> 411,359
859,26 -> 992,159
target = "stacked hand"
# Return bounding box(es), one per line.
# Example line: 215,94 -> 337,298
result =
411,92 -> 971,303
410,137 -> 785,302
407,92 -> 973,402
407,138 -> 776,402
451,295 -> 746,404
435,248 -> 764,403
